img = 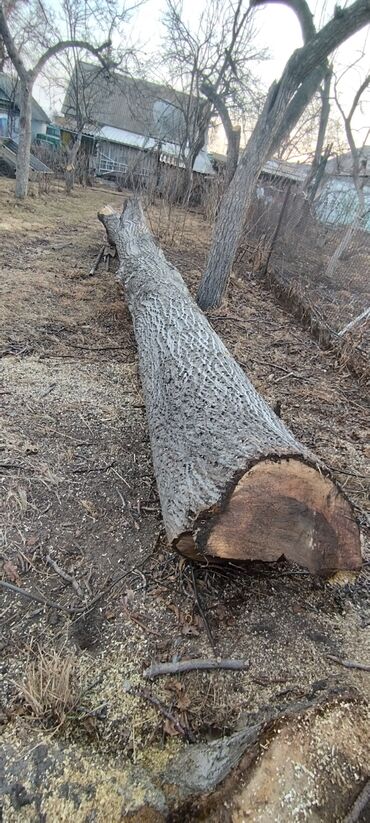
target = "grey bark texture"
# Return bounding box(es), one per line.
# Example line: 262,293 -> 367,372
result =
15,77 -> 33,199
98,199 -> 312,543
201,81 -> 241,186
98,198 -> 361,573
303,67 -> 332,202
65,131 -> 83,193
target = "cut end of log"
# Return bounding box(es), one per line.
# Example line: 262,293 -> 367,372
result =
98,205 -> 119,218
175,458 -> 362,577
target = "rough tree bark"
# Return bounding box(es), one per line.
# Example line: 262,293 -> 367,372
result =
65,131 -> 82,193
303,67 -> 332,202
98,198 -> 361,577
201,81 -> 241,186
196,0 -> 370,310
16,77 -> 33,199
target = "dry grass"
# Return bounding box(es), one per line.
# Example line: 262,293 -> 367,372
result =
16,644 -> 78,728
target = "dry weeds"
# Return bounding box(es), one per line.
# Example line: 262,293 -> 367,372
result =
15,644 -> 78,728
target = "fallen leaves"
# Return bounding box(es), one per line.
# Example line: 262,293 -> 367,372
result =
2,559 -> 21,585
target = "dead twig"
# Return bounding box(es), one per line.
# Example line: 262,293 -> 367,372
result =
46,554 -> 85,600
39,383 -> 57,399
124,682 -> 195,742
343,779 -> 370,823
189,564 -> 215,652
327,466 -> 369,479
0,580 -> 83,614
326,655 -> 370,672
89,244 -> 105,276
246,357 -> 304,378
144,658 -> 250,679
122,606 -> 161,636
72,460 -> 115,474
66,343 -> 121,352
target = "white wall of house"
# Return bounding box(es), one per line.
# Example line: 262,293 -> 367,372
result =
315,176 -> 370,232
32,120 -> 47,137
0,109 -> 48,140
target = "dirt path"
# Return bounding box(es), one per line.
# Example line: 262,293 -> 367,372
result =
0,180 -> 369,821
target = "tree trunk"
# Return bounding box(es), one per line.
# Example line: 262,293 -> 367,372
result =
98,198 -> 361,577
196,0 -> 370,310
226,126 -> 241,186
196,68 -> 325,310
15,75 -> 33,200
303,67 -> 332,202
325,213 -> 360,280
65,131 -> 82,193
200,81 -> 240,187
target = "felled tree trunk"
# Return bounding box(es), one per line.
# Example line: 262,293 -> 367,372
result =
98,198 -> 361,577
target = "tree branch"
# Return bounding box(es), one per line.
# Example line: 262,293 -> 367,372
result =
271,64 -> 325,153
31,38 -> 111,79
250,0 -> 316,43
0,3 -> 28,80
348,72 -> 370,124
287,0 -> 370,88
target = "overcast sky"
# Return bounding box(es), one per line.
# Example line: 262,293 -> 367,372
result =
35,0 -> 370,155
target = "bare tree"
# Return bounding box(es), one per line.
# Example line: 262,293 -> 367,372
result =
196,0 -> 370,310
303,66 -> 332,200
0,0 -> 122,198
161,0 -> 265,198
325,68 -> 370,278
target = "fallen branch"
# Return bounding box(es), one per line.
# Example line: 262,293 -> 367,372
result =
189,564 -> 215,652
326,655 -> 370,672
344,779 -> 370,823
46,554 -> 85,599
124,682 -> 195,742
144,658 -> 250,679
72,460 -> 115,474
0,580 -> 83,613
338,306 -> 370,337
89,244 -> 105,276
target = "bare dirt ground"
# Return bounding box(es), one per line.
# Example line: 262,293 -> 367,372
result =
0,178 -> 369,821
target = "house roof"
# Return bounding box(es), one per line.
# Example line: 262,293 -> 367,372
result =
209,152 -> 309,182
261,158 -> 308,182
326,146 -> 370,174
58,119 -> 214,175
62,62 -> 201,146
0,73 -> 50,123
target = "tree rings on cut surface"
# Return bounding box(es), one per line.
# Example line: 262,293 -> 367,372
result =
176,457 -> 362,577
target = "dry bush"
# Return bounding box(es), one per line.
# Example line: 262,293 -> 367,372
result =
16,645 -> 78,728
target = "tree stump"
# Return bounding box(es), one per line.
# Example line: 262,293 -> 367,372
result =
98,198 -> 362,577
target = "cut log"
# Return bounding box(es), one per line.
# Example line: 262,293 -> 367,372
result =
98,198 -> 362,577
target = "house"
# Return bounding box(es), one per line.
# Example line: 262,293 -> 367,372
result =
314,147 -> 370,231
325,146 -> 370,175
0,72 -> 50,140
60,63 -> 214,193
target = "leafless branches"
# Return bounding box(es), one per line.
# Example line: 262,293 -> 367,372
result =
160,0 -> 266,190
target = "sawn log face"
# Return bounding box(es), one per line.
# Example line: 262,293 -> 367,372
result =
98,199 -> 362,576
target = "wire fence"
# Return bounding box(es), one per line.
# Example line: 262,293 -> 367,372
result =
236,181 -> 370,358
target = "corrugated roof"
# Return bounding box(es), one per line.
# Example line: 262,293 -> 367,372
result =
209,152 -> 308,182
58,119 -> 214,175
0,73 -> 50,124
98,125 -> 214,174
261,159 -> 308,182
